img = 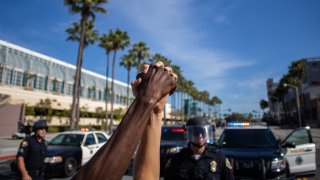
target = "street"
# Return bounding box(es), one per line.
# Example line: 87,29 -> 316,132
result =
0,125 -> 319,180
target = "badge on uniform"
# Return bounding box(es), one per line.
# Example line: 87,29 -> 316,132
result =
21,141 -> 28,148
210,160 -> 217,173
226,158 -> 232,170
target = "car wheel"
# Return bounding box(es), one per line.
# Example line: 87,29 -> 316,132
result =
64,157 -> 77,177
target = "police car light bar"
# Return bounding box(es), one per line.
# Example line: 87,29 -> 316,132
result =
227,122 -> 250,127
171,128 -> 185,132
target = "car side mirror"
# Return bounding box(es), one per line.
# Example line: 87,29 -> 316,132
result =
282,142 -> 296,148
276,139 -> 282,144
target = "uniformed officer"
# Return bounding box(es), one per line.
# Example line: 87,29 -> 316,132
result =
164,117 -> 234,180
16,120 -> 48,180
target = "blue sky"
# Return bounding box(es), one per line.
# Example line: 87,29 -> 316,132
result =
0,0 -> 319,115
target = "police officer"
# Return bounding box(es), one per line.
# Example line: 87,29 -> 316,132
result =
164,117 -> 234,180
16,120 -> 48,180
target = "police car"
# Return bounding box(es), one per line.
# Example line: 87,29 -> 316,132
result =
45,130 -> 109,177
160,125 -> 188,176
216,122 -> 316,179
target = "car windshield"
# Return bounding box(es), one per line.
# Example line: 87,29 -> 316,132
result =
219,129 -> 277,148
49,134 -> 85,146
161,127 -> 186,141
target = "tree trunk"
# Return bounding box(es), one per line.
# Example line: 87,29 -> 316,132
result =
126,68 -> 130,108
105,53 -> 110,131
70,15 -> 88,130
110,50 -> 118,133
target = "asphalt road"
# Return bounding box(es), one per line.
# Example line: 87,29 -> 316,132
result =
0,126 -> 319,180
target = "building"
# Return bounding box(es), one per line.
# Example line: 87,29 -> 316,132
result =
301,57 -> 320,126
0,40 -> 171,136
266,58 -> 320,127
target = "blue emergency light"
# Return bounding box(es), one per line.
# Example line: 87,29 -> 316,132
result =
227,122 -> 250,127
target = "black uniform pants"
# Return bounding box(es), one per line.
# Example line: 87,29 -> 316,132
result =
28,170 -> 45,180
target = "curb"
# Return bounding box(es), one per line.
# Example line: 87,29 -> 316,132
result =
0,154 -> 15,161
0,147 -> 17,162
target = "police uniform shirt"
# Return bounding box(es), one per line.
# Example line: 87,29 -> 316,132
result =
17,135 -> 47,171
164,145 -> 234,180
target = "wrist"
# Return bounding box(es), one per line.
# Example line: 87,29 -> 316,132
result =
151,111 -> 163,118
136,95 -> 157,107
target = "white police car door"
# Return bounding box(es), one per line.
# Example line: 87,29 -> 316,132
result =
95,132 -> 108,150
283,128 -> 316,175
81,133 -> 98,165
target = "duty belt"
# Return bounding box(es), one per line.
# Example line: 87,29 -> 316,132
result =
28,170 -> 44,176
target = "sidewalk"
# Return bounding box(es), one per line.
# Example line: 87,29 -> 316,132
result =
0,133 -> 57,161
0,136 -> 18,162
0,148 -> 17,161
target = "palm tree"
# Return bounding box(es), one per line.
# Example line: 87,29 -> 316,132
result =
99,31 -> 113,130
66,20 -> 99,129
109,28 -> 130,133
259,99 -> 269,113
131,42 -> 150,72
149,53 -> 172,66
181,80 -> 194,120
289,59 -> 307,84
211,96 -> 222,119
120,53 -> 136,108
64,0 -> 107,130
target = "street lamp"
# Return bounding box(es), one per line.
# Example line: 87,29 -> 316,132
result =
283,83 -> 302,127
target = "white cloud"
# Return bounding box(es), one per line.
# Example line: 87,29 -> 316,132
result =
109,0 -> 263,113
111,0 -> 255,78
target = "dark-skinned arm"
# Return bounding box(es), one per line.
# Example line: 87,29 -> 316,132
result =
132,63 -> 176,180
72,63 -> 177,180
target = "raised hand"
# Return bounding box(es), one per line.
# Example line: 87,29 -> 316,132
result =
72,61 -> 177,180
135,61 -> 177,106
132,61 -> 177,114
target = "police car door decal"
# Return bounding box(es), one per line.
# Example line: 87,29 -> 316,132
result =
284,128 -> 316,174
81,133 -> 97,165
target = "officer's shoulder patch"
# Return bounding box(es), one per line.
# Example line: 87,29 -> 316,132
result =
210,160 -> 217,173
226,158 -> 232,170
21,141 -> 28,148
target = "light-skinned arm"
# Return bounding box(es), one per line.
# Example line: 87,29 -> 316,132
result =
72,62 -> 177,180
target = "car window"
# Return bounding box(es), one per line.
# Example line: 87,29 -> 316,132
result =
219,129 -> 277,148
284,129 -> 311,145
84,134 -> 96,146
161,127 -> 186,141
50,134 -> 84,146
50,134 -> 64,144
95,133 -> 108,143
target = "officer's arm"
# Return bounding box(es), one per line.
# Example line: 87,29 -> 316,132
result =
72,63 -> 177,180
17,139 -> 32,180
17,156 -> 31,180
163,156 -> 178,180
221,157 -> 235,180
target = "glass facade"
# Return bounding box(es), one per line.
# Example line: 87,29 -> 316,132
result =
0,40 -> 133,105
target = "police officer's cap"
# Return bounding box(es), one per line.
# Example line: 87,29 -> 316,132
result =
33,120 -> 48,132
186,117 -> 210,126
